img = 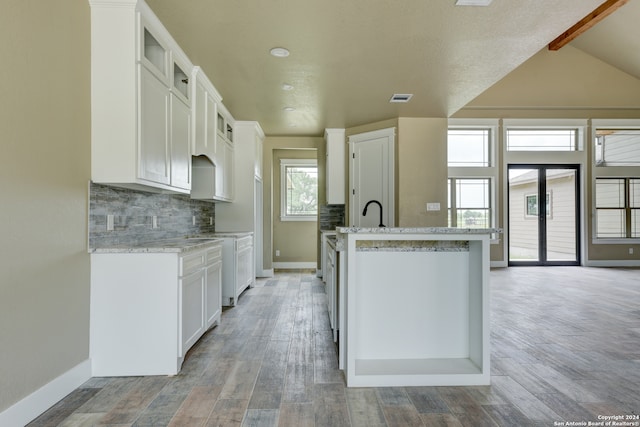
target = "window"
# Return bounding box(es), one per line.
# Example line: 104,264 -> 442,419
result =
595,129 -> 640,166
280,159 -> 318,221
447,129 -> 491,167
448,178 -> 491,228
595,178 -> 640,239
506,129 -> 578,151
524,192 -> 551,218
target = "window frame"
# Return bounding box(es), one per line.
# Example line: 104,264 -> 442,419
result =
448,177 -> 493,228
592,120 -> 640,244
447,119 -> 498,231
280,158 -> 318,222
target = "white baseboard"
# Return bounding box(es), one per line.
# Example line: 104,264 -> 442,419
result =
585,259 -> 640,267
490,261 -> 508,268
0,359 -> 92,427
256,269 -> 274,278
272,262 -> 317,269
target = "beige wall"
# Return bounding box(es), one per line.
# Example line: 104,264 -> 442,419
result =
397,118 -> 448,227
0,0 -> 91,413
455,46 -> 640,263
263,137 -> 322,269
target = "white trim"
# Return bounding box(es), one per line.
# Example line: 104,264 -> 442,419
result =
280,158 -> 318,221
273,262 -> 317,269
591,119 -> 640,129
502,118 -> 588,128
256,269 -> 274,278
585,260 -> 640,267
490,261 -> 508,268
0,359 -> 91,427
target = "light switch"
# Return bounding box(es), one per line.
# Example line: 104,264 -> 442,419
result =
426,202 -> 441,211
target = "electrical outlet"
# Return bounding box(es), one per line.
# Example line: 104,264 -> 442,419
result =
276,250 -> 280,257
209,217 -> 213,226
192,216 -> 196,226
629,247 -> 634,255
426,202 -> 441,212
152,216 -> 158,229
106,215 -> 114,231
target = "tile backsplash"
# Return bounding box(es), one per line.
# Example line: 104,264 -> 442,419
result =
89,182 -> 215,248
319,204 -> 345,231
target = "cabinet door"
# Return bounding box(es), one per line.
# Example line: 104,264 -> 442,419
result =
206,93 -> 217,158
170,93 -> 191,190
139,66 -> 170,185
193,81 -> 207,156
205,261 -> 222,329
255,134 -> 263,179
214,140 -> 226,200
223,142 -> 234,200
180,270 -> 205,356
236,242 -> 253,294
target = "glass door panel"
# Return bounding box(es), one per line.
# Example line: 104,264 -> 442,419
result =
508,165 -> 580,266
508,168 -> 539,262
545,168 -> 577,262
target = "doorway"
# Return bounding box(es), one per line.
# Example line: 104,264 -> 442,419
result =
508,164 -> 580,266
349,127 -> 395,227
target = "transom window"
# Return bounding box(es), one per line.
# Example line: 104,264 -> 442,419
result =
595,129 -> 640,166
447,129 -> 491,167
280,159 -> 318,221
506,129 -> 578,151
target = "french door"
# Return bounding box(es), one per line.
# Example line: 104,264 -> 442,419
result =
508,165 -> 580,266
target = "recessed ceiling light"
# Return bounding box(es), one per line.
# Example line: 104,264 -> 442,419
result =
455,0 -> 493,6
281,83 -> 294,91
283,106 -> 296,112
389,93 -> 413,103
270,47 -> 290,58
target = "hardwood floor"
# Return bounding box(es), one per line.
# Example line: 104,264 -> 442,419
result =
29,267 -> 639,426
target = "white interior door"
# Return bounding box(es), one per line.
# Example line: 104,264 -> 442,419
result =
349,128 -> 395,227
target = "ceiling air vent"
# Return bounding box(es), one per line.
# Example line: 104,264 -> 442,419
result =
389,94 -> 413,103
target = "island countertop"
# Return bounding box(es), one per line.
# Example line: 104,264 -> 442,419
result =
336,227 -> 502,234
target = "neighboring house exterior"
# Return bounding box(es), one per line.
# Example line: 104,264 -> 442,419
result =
509,169 -> 577,260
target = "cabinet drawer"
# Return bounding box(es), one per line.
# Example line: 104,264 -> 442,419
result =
180,252 -> 206,276
206,245 -> 222,265
236,236 -> 253,251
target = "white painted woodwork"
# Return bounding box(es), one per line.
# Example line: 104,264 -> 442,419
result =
338,230 -> 490,387
349,128 -> 395,226
325,238 -> 338,342
191,66 -> 222,161
90,241 -> 222,376
216,122 -> 266,275
179,269 -> 205,355
89,0 -> 193,194
325,128 -> 346,204
139,65 -> 170,185
217,234 -> 255,306
170,93 -> 192,190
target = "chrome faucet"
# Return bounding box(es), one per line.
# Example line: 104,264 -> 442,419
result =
362,200 -> 385,227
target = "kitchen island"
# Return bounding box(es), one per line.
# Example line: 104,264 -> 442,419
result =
335,227 -> 499,387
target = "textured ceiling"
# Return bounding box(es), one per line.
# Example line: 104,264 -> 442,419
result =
146,0 -> 632,136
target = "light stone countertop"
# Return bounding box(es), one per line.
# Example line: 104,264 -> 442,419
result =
336,227 -> 502,234
89,237 -> 223,254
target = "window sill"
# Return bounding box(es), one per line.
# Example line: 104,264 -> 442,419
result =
592,238 -> 640,245
280,216 -> 317,222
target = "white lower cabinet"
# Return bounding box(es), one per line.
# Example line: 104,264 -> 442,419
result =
90,241 -> 222,376
216,233 -> 254,306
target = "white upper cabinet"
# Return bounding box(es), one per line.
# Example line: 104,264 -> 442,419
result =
325,128 -> 346,204
89,0 -> 193,194
191,67 -> 222,159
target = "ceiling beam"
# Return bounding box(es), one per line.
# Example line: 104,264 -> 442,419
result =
548,0 -> 629,51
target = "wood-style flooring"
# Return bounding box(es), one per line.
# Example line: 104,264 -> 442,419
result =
29,267 -> 640,426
